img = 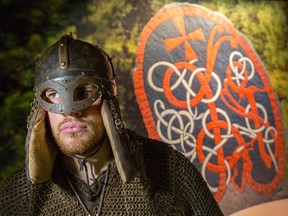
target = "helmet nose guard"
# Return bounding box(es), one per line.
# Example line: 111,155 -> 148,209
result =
34,34 -> 116,115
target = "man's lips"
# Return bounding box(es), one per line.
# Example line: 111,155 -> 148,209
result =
60,122 -> 87,133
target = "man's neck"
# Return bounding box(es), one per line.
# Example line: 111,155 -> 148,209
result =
59,139 -> 112,185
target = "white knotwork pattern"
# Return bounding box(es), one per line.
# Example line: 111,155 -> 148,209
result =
147,51 -> 278,191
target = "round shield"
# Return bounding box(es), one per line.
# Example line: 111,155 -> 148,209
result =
133,3 -> 286,214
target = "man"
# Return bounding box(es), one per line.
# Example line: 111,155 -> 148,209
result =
0,34 -> 223,215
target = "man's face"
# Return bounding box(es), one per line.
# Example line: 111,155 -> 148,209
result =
47,87 -> 106,156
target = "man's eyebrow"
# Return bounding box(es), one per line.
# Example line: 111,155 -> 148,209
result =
45,88 -> 56,93
77,84 -> 98,90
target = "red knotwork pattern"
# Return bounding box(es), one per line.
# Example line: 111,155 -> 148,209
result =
133,4 -> 285,201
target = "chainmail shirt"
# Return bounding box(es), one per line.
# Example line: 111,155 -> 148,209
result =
0,129 -> 223,215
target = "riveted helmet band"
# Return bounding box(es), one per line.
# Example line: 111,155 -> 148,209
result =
35,75 -> 106,115
34,34 -> 115,115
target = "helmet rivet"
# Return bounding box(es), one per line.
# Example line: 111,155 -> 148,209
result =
61,62 -> 66,67
64,88 -> 67,91
82,71 -> 85,75
60,43 -> 64,46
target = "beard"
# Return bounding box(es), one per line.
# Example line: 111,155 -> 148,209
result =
50,119 -> 105,156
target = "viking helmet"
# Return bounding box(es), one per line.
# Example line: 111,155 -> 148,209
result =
34,34 -> 115,115
26,34 -> 136,184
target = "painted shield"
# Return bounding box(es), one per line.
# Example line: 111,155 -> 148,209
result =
133,3 -> 285,214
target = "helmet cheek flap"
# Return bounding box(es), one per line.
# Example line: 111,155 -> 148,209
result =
101,99 -> 137,183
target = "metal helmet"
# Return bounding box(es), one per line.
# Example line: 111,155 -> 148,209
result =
27,34 -> 136,185
34,34 -> 116,115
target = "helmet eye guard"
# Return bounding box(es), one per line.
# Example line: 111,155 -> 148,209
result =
35,75 -> 105,115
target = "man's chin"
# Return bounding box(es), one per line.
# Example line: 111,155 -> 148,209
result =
57,137 -> 91,155
55,130 -> 101,156
59,144 -> 88,156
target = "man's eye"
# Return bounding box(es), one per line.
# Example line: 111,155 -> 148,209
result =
74,85 -> 98,101
48,92 -> 59,98
44,90 -> 60,103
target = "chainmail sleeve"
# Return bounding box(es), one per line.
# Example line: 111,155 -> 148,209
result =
173,146 -> 223,215
125,129 -> 224,216
0,167 -> 32,215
